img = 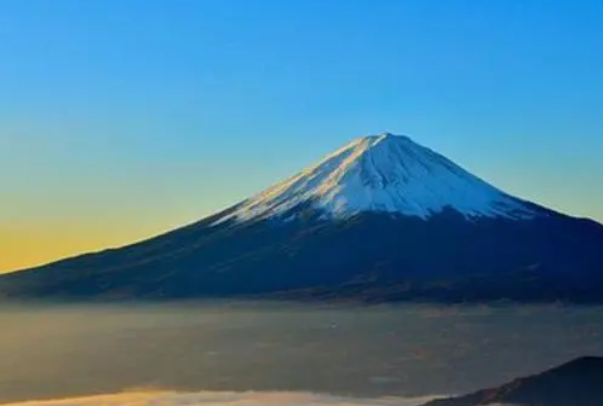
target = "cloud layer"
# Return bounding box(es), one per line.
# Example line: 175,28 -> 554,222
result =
2,391 -> 438,406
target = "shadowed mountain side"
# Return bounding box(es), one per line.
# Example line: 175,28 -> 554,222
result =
0,209 -> 602,302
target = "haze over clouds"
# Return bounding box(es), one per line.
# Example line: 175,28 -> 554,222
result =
0,303 -> 601,404
0,391 -> 439,406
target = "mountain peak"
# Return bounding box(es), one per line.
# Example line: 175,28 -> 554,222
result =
216,132 -> 539,224
352,131 -> 411,145
371,131 -> 402,140
376,131 -> 407,138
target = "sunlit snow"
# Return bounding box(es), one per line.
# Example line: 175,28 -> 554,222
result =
218,133 -> 538,224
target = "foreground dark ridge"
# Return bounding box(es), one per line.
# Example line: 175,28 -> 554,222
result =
421,356 -> 603,406
0,134 -> 602,302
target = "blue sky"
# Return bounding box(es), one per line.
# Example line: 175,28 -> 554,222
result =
1,0 -> 602,270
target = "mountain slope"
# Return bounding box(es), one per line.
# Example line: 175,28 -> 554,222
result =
0,133 -> 602,302
420,356 -> 603,406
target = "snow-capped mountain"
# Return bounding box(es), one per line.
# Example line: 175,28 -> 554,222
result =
0,133 -> 601,302
220,133 -> 538,223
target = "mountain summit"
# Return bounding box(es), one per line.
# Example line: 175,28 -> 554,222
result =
1,133 -> 602,302
220,133 -> 537,223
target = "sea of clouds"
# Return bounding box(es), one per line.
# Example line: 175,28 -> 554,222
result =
1,303 -> 599,406
1,391 -> 440,406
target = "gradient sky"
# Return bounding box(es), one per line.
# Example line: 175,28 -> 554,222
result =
2,0 -> 603,272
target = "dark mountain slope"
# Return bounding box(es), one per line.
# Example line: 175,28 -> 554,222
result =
1,209 -> 601,302
421,356 -> 603,406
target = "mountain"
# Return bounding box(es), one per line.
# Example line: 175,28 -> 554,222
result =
1,133 -> 602,302
420,356 -> 603,406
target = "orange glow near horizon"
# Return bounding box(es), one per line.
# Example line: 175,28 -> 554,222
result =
0,219 -> 180,273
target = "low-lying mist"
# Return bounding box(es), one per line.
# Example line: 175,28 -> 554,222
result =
0,390 -> 439,406
0,302 -> 602,404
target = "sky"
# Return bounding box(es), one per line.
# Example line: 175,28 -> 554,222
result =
1,0 -> 603,272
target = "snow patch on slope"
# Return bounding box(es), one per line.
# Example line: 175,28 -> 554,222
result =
217,133 -> 538,224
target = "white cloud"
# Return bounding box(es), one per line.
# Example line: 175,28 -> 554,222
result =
2,391 -> 439,406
